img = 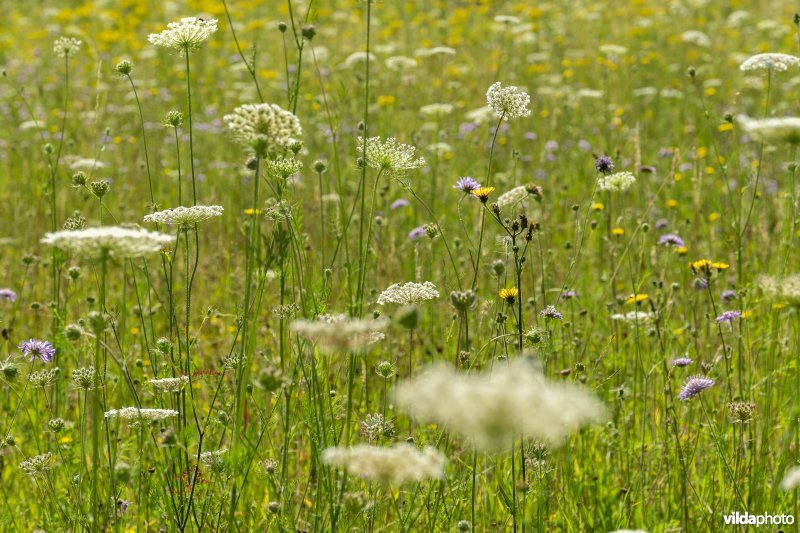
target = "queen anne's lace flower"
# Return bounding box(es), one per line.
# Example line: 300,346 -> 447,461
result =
757,273 -> 800,305
495,185 -> 529,208
41,227 -> 173,259
105,407 -> 179,426
377,281 -> 439,305
224,103 -> 302,153
357,137 -> 426,175
148,376 -> 189,393
143,205 -> 223,226
264,156 -> 303,179
611,311 -> 656,325
486,82 -> 532,119
19,453 -> 56,476
322,444 -> 446,484
53,37 -> 81,57
598,171 -> 636,192
739,53 -> 800,72
290,315 -> 388,352
148,17 -> 218,54
737,115 -> 800,144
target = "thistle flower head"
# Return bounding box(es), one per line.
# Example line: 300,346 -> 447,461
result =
224,103 -> 302,155
739,53 -> 800,72
19,339 -> 55,363
486,82 -> 532,119
147,17 -> 218,54
677,376 -> 715,401
377,281 -> 439,305
321,444 -> 446,484
53,37 -> 81,58
357,137 -> 426,175
41,227 -> 173,259
598,171 -> 636,192
143,205 -> 223,226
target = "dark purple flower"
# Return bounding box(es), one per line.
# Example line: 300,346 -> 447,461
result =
721,290 -> 737,302
678,376 -> 715,400
540,305 -> 563,320
716,310 -> 742,324
658,234 -> 685,247
391,199 -> 410,210
409,226 -> 426,240
671,357 -> 693,367
19,339 -> 55,363
595,155 -> 614,174
0,288 -> 17,302
453,177 -> 481,193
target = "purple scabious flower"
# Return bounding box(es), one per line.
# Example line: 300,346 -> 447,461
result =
0,288 -> 17,302
658,234 -> 685,247
721,290 -> 737,302
453,177 -> 481,193
540,305 -> 563,320
391,198 -> 410,210
409,226 -> 426,240
655,218 -> 669,230
693,278 -> 709,291
545,140 -> 559,152
19,339 -> 56,363
595,155 -> 614,175
678,376 -> 715,400
671,357 -> 693,367
716,310 -> 742,324
560,290 -> 577,300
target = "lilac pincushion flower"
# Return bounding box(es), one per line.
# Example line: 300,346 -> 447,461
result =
560,290 -> 577,300
391,198 -> 410,210
671,357 -> 693,367
721,290 -> 737,302
453,177 -> 481,193
716,310 -> 742,324
655,218 -> 669,230
409,226 -> 426,240
678,376 -> 715,400
658,234 -> 685,247
19,339 -> 56,363
595,155 -> 614,174
0,288 -> 17,302
540,305 -> 563,320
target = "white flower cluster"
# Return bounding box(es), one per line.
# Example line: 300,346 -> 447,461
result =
781,465 -> 800,490
264,156 -> 303,179
357,137 -> 426,175
757,273 -> 800,305
53,37 -> 81,58
143,205 -> 224,226
104,407 -> 179,426
419,103 -> 454,117
148,376 -> 190,393
19,452 -> 55,476
598,171 -> 636,192
611,311 -> 656,325
290,314 -> 388,352
486,82 -> 532,119
224,103 -> 302,153
198,448 -> 227,474
321,444 -> 446,484
495,185 -> 529,209
147,17 -> 218,54
737,115 -> 800,145
739,53 -> 800,72
385,56 -> 417,71
41,227 -> 173,259
377,281 -> 439,305
396,359 -> 605,451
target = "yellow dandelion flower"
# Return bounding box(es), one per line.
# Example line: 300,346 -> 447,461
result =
676,246 -> 688,255
591,202 -> 605,211
666,199 -> 678,208
244,208 -> 261,215
499,287 -> 519,303
471,187 -> 495,203
625,293 -> 649,304
611,228 -> 625,236
710,261 -> 729,270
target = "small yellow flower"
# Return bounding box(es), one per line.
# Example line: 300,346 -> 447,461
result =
244,208 -> 261,215
666,199 -> 678,208
611,228 -> 625,236
591,202 -> 604,211
471,187 -> 495,203
717,123 -> 734,133
676,246 -> 688,255
741,310 -> 753,319
710,261 -> 729,270
377,95 -> 396,107
625,293 -> 648,304
772,302 -> 788,310
499,287 -> 519,303
689,259 -> 712,273
708,212 -> 720,221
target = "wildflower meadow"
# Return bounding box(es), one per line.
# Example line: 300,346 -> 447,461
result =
2,0 -> 800,531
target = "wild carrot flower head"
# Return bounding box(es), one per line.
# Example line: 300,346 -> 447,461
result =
41,227 -> 172,259
357,137 -> 426,175
148,376 -> 189,393
19,453 -> 56,476
224,103 -> 302,155
53,37 -> 81,58
677,376 -> 715,400
781,466 -> 800,491
19,339 -> 55,363
290,314 -> 388,352
377,281 -> 439,305
598,171 -> 636,192
147,17 -> 218,54
739,53 -> 800,72
143,205 -> 223,226
486,82 -> 531,119
104,407 -> 179,426
454,177 -> 481,193
757,273 -> 800,305
737,115 -> 800,145
496,185 -> 529,209
321,444 -> 446,484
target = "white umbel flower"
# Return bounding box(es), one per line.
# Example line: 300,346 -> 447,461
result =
396,359 -> 605,451
598,171 -> 636,192
486,82 -> 532,119
377,281 -> 439,305
780,465 -> 800,490
357,137 -> 426,175
739,53 -> 800,72
321,444 -> 446,484
143,205 -> 223,226
611,311 -> 656,325
148,17 -> 218,54
19,452 -> 56,476
495,185 -> 529,208
290,315 -> 388,352
224,103 -> 302,153
148,376 -> 190,393
385,56 -> 417,71
757,273 -> 800,305
737,115 -> 800,144
53,37 -> 82,58
104,407 -> 179,426
41,227 -> 173,259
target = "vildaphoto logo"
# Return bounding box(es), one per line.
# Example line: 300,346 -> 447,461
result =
724,512 -> 795,526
